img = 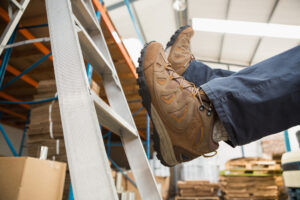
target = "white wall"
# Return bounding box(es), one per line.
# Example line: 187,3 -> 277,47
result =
0,124 -> 27,156
288,125 -> 300,151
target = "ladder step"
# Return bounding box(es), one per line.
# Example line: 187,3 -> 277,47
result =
74,16 -> 115,76
11,0 -> 22,9
91,91 -> 138,138
71,0 -> 99,34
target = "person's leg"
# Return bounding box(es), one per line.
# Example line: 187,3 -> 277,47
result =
183,60 -> 234,87
201,45 -> 300,146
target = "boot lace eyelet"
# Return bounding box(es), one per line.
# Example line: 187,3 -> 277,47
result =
199,105 -> 205,111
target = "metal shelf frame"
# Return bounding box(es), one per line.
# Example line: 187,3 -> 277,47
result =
0,0 -> 156,199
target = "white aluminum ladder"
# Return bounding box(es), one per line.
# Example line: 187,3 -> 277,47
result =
0,0 -> 30,56
45,0 -> 161,199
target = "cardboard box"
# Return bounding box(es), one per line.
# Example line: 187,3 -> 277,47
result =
0,157 -> 66,200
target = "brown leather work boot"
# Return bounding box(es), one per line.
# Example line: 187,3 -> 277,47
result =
165,25 -> 195,75
137,42 -> 218,167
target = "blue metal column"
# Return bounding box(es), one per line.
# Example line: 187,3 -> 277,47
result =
284,130 -> 291,152
19,110 -> 30,156
68,184 -> 74,200
106,132 -> 112,157
0,29 -> 17,86
146,114 -> 150,159
123,0 -> 153,161
0,123 -> 18,156
123,0 -> 144,43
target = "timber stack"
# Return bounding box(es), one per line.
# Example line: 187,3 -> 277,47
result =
175,180 -> 219,200
220,157 -> 286,200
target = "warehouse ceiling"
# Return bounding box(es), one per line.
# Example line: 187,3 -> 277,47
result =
106,0 -> 300,67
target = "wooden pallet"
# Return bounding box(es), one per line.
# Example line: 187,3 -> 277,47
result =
175,196 -> 219,200
225,157 -> 281,171
177,180 -> 219,197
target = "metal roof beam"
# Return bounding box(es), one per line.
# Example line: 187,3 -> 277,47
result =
249,0 -> 280,65
218,0 -> 231,62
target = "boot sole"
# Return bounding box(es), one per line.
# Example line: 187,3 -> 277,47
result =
165,25 -> 191,50
137,42 -> 178,167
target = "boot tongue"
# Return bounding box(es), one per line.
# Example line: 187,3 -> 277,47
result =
199,89 -> 210,102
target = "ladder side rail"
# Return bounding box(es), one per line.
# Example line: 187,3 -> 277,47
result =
120,129 -> 163,200
82,1 -> 163,199
45,0 -> 118,199
0,0 -> 30,56
82,0 -> 98,24
102,73 -> 162,200
72,0 -> 162,199
74,15 -> 138,129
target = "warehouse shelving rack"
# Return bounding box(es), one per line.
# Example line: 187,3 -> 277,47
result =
0,0 -> 160,199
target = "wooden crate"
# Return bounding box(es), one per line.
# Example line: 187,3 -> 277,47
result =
177,180 -> 219,198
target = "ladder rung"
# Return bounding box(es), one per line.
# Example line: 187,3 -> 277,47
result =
71,0 -> 99,34
74,16 -> 114,75
11,0 -> 22,9
91,91 -> 138,138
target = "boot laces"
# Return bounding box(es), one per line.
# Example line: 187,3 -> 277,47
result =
164,64 -> 211,111
164,63 -> 217,158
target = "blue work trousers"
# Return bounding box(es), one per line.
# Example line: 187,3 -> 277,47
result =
183,45 -> 300,147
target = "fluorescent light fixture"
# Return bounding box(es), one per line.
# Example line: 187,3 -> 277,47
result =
173,0 -> 187,11
192,18 -> 300,39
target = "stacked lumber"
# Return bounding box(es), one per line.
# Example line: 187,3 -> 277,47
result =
220,157 -> 284,200
220,176 -> 279,200
176,180 -> 219,200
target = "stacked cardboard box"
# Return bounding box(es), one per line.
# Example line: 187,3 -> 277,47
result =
26,79 -> 100,199
220,157 -> 284,200
175,180 -> 219,200
0,157 -> 66,200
